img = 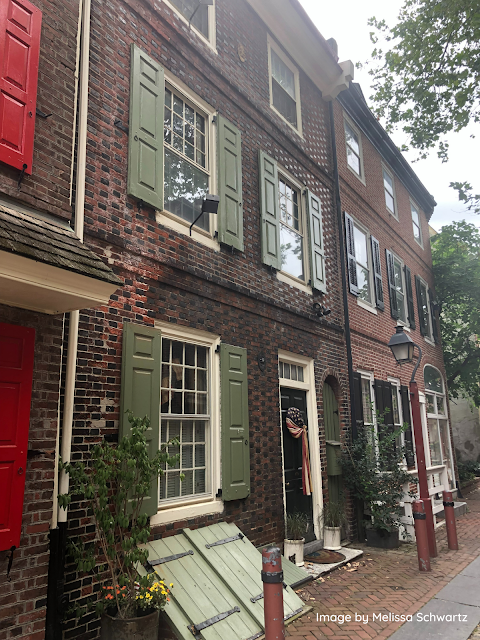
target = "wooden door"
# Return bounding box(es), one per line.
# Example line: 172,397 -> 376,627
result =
0,323 -> 35,551
280,387 -> 314,542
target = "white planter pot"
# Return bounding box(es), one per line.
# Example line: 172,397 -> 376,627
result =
323,526 -> 341,550
283,538 -> 305,566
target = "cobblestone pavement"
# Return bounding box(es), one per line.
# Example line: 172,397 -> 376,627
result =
287,481 -> 480,640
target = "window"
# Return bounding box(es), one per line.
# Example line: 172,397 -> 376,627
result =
344,119 -> 363,179
279,361 -> 304,382
279,175 -> 305,281
361,376 -> 374,427
416,277 -> 433,340
164,84 -> 211,232
424,366 -> 454,486
388,379 -> 404,451
392,255 -> 406,323
353,225 -> 372,304
164,0 -> 215,46
383,167 -> 397,217
411,201 -> 423,246
268,38 -> 302,133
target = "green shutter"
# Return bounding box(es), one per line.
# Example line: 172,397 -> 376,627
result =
128,44 -> 164,210
220,344 -> 250,501
259,151 -> 281,269
120,322 -> 162,516
217,115 -> 244,251
307,190 -> 326,292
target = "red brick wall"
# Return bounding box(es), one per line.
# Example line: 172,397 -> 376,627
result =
0,307 -> 63,640
0,0 -> 79,221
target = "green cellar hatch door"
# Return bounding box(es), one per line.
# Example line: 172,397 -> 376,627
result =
138,522 -> 309,640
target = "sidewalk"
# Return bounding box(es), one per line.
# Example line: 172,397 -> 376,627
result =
287,480 -> 480,640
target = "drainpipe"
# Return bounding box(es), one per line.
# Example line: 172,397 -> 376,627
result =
328,101 -> 364,539
46,0 -> 91,638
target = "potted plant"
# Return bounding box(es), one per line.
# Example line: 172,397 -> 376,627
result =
341,411 -> 415,549
321,499 -> 347,551
284,512 -> 308,566
58,412 -> 180,639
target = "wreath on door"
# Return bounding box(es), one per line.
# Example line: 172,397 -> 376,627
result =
286,407 -> 313,496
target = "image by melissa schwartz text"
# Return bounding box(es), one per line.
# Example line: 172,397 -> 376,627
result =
316,612 -> 470,624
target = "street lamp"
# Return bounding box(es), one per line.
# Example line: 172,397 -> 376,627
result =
388,326 -> 437,558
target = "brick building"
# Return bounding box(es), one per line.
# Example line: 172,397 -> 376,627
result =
333,83 -> 457,535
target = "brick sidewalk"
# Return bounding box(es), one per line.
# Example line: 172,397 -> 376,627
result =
287,481 -> 480,640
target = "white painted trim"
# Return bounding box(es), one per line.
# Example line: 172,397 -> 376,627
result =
410,198 -> 424,249
356,298 -> 377,314
267,35 -> 303,137
162,0 -> 217,52
276,270 -> 312,295
153,322 -> 222,517
381,163 -> 398,220
0,251 -> 119,314
278,350 -> 323,540
343,113 -> 366,186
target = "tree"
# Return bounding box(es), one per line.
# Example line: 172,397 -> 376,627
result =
431,221 -> 480,405
368,0 -> 480,212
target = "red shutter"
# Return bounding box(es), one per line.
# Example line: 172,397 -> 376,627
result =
0,323 -> 35,551
0,0 -> 42,174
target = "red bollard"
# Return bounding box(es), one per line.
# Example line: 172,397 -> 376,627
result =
443,491 -> 459,550
262,547 -> 285,639
413,500 -> 431,572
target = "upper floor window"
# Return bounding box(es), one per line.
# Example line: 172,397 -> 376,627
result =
344,119 -> 363,180
279,175 -> 305,281
268,38 -> 302,133
383,167 -> 397,217
164,84 -> 212,232
353,224 -> 372,304
392,254 -> 406,323
165,0 -> 215,46
415,276 -> 433,341
411,201 -> 423,246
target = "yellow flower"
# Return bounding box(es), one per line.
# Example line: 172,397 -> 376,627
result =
170,583 -> 173,588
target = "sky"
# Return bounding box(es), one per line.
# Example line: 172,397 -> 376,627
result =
299,0 -> 480,232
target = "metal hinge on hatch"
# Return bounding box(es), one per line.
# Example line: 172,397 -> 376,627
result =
205,533 -> 245,548
145,549 -> 194,570
188,606 -> 241,637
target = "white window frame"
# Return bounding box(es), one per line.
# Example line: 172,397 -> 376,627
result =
390,252 -> 409,326
150,322 -> 223,526
162,0 -> 217,51
267,36 -> 303,136
410,199 -> 423,248
382,164 -> 398,219
351,218 -> 376,312
343,115 -> 365,185
417,276 -> 434,343
358,369 -> 376,432
278,350 -> 323,540
158,69 -> 219,252
387,377 -> 410,467
276,168 -> 312,295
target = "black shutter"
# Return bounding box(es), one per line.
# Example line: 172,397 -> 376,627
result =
385,250 -> 398,320
404,265 -> 416,329
352,372 -> 364,437
415,275 -> 427,336
370,236 -> 384,311
401,385 -> 415,466
429,288 -> 439,344
345,212 -> 359,295
374,379 -> 385,420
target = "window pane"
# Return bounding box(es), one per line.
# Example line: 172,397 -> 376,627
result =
361,378 -> 373,424
345,123 -> 360,155
424,366 -> 443,393
164,149 -> 209,230
357,265 -> 371,303
169,0 -> 209,38
427,418 -> 442,465
297,366 -> 304,382
353,227 -> 368,268
280,224 -> 304,280
396,291 -> 406,322
271,49 -> 296,100
385,191 -> 395,213
383,169 -> 393,192
426,393 -> 435,414
436,395 -> 446,415
272,79 -> 297,127
346,147 -> 360,175
391,388 -> 400,425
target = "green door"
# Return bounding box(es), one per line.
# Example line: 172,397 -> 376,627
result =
281,387 -> 315,543
324,382 -> 343,505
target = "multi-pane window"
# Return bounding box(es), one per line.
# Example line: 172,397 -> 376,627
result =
383,168 -> 396,215
361,377 -> 374,426
160,338 -> 209,502
392,256 -> 406,323
279,176 -> 304,280
411,202 -> 422,245
345,121 -> 362,177
269,43 -> 300,130
164,86 -> 210,231
168,0 -> 210,40
424,366 -> 454,486
279,361 -> 304,382
417,279 -> 432,339
389,381 -> 404,451
353,225 -> 372,303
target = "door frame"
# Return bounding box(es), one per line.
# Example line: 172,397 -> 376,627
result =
278,350 -> 323,540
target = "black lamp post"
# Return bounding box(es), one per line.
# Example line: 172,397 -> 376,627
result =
388,326 -> 438,558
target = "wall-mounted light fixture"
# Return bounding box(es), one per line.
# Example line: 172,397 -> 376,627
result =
313,302 -> 331,318
189,194 -> 219,236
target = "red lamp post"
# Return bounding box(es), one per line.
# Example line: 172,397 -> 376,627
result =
388,326 -> 437,558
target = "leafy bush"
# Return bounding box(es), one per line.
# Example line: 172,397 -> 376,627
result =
457,460 -> 480,485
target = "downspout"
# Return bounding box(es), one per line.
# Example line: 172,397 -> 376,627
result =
329,100 -> 363,541
46,1 -> 91,638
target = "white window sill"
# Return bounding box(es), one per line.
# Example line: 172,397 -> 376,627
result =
424,337 -> 435,347
276,270 -> 312,295
357,298 -> 377,314
150,498 -> 224,526
156,210 -> 220,252
347,164 -> 366,186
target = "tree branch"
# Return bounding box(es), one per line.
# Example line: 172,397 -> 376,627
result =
447,349 -> 480,387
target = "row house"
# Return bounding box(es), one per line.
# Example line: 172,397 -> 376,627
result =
333,83 -> 457,535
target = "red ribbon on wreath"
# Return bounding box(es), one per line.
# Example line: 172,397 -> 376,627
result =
286,407 -> 313,496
